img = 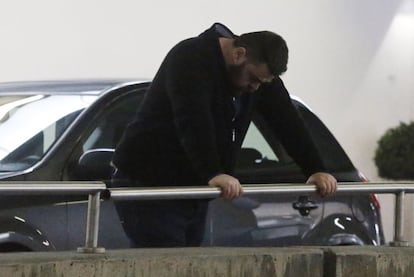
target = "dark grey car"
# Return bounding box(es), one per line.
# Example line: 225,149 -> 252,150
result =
0,80 -> 385,251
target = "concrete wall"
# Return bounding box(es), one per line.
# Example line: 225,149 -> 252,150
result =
1,0 -> 414,242
324,246 -> 414,277
0,247 -> 413,277
0,248 -> 324,277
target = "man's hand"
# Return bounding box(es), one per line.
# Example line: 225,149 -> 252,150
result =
208,174 -> 243,199
306,172 -> 337,197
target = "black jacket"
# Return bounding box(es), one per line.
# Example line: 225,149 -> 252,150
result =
112,23 -> 326,186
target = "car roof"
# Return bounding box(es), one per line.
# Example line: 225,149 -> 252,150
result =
0,79 -> 149,95
0,79 -> 311,111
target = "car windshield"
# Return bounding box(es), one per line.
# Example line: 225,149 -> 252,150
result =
0,93 -> 97,172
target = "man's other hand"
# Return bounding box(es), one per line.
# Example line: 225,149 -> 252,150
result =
208,174 -> 243,199
306,172 -> 337,197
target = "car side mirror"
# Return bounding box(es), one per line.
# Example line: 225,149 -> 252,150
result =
75,148 -> 115,181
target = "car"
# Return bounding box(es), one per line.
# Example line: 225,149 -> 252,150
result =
0,79 -> 385,251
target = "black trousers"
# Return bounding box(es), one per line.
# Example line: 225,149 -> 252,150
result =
110,171 -> 209,247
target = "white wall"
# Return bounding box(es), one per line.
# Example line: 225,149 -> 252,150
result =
1,0 -> 414,242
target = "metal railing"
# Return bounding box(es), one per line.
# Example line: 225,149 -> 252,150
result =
0,181 -> 106,253
107,182 -> 414,249
1,181 -> 413,253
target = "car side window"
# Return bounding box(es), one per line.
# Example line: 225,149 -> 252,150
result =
235,99 -> 355,184
65,89 -> 145,181
240,123 -> 278,163
294,102 -> 353,172
236,118 -> 295,176
0,110 -> 81,171
237,116 -> 296,170
81,92 -> 142,152
235,118 -> 300,183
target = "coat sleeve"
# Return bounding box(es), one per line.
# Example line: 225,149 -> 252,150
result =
163,42 -> 223,182
256,77 -> 327,176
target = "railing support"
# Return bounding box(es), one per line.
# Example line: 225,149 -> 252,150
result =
77,192 -> 105,253
390,191 -> 410,246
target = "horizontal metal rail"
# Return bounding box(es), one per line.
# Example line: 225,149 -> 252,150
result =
0,181 -> 105,195
107,182 -> 414,247
0,181 -> 106,253
107,182 -> 414,200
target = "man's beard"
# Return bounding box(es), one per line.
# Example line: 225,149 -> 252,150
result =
227,62 -> 247,96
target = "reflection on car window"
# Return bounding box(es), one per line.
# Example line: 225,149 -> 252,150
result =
0,94 -> 94,172
0,110 -> 82,171
83,127 -> 103,152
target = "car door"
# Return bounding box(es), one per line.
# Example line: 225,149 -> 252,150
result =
203,117 -> 324,246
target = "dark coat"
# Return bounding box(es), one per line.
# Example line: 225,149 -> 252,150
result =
112,23 -> 326,186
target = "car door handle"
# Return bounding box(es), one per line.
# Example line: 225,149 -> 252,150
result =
292,196 -> 319,216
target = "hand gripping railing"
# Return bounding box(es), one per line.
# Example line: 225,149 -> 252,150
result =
0,181 -> 106,253
106,182 -> 414,247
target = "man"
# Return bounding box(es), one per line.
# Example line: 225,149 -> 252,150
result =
111,23 -> 337,247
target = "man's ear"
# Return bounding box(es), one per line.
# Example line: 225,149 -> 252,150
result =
232,47 -> 247,65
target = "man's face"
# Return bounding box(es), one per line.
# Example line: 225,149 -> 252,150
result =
228,62 -> 274,96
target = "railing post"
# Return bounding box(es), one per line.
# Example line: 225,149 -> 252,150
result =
390,191 -> 410,246
77,191 -> 105,253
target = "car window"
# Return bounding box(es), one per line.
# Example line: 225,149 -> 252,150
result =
0,94 -> 92,172
235,117 -> 300,183
241,122 -> 278,162
294,101 -> 354,172
235,99 -> 355,183
237,116 -> 295,171
64,88 -> 145,180
80,91 -> 142,152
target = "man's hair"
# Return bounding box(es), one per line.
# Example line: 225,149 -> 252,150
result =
234,31 -> 288,76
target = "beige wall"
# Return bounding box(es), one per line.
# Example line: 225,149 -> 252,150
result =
1,0 -> 414,242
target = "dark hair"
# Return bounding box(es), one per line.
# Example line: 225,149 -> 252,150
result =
234,31 -> 288,76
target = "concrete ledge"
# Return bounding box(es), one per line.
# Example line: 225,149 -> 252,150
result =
0,247 -> 323,277
1,246 -> 414,277
323,246 -> 414,277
